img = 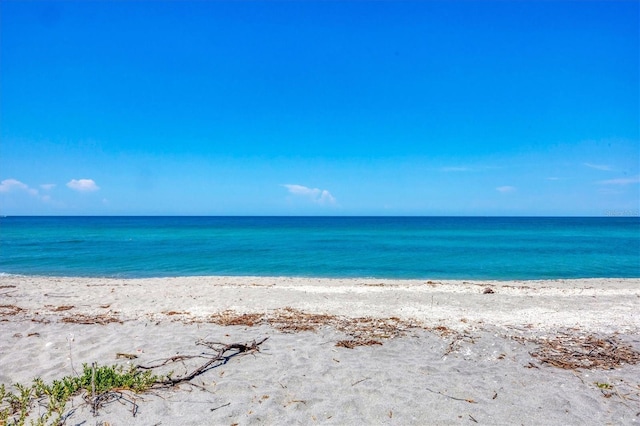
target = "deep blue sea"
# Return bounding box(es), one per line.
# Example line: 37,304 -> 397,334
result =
0,216 -> 638,280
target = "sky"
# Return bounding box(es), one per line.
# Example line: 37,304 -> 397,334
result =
0,0 -> 638,216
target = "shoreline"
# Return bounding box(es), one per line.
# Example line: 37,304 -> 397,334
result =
1,275 -> 639,424
3,271 -> 640,281
2,275 -> 639,332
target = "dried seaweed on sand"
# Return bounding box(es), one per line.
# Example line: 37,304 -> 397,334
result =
209,311 -> 265,327
61,313 -> 123,325
207,308 -> 423,348
530,334 -> 640,370
0,304 -> 25,317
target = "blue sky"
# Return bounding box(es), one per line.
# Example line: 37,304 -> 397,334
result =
1,0 -> 638,216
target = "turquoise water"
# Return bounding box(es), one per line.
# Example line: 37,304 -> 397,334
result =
0,216 -> 638,279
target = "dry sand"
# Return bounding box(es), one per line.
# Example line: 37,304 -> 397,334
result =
1,275 -> 639,425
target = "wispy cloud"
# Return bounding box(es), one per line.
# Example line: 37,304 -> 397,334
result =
584,163 -> 612,171
282,184 -> 336,205
40,183 -> 56,190
598,175 -> 640,185
67,179 -> 100,192
0,178 -> 39,196
496,185 -> 516,193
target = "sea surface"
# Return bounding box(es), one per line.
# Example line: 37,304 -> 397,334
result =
0,216 -> 639,280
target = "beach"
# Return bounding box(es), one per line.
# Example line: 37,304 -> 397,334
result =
1,275 -> 639,425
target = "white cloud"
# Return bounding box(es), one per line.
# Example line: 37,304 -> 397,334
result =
0,179 -> 65,207
0,178 -> 39,196
282,184 -> 336,205
283,184 -> 315,196
598,175 -> 640,185
40,183 -> 56,190
584,163 -> 612,171
0,179 -> 29,193
496,186 -> 516,193
67,179 -> 100,192
318,190 -> 336,204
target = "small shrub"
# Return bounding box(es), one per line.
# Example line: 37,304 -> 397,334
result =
0,364 -> 159,425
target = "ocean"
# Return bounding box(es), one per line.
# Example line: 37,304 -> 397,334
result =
0,216 -> 638,280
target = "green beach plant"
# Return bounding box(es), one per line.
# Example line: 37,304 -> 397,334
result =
594,382 -> 612,390
0,363 -> 159,426
0,337 -> 266,425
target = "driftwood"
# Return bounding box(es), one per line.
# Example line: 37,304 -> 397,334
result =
148,337 -> 269,386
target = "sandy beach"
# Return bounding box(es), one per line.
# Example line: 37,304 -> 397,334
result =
1,275 -> 639,425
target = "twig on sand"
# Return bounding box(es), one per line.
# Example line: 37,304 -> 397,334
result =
571,371 -> 585,385
139,354 -> 210,369
211,402 -> 231,411
612,384 -> 630,407
85,390 -> 140,417
351,377 -> 371,386
425,388 -> 477,404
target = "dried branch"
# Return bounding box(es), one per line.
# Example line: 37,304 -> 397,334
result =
151,337 -> 269,387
